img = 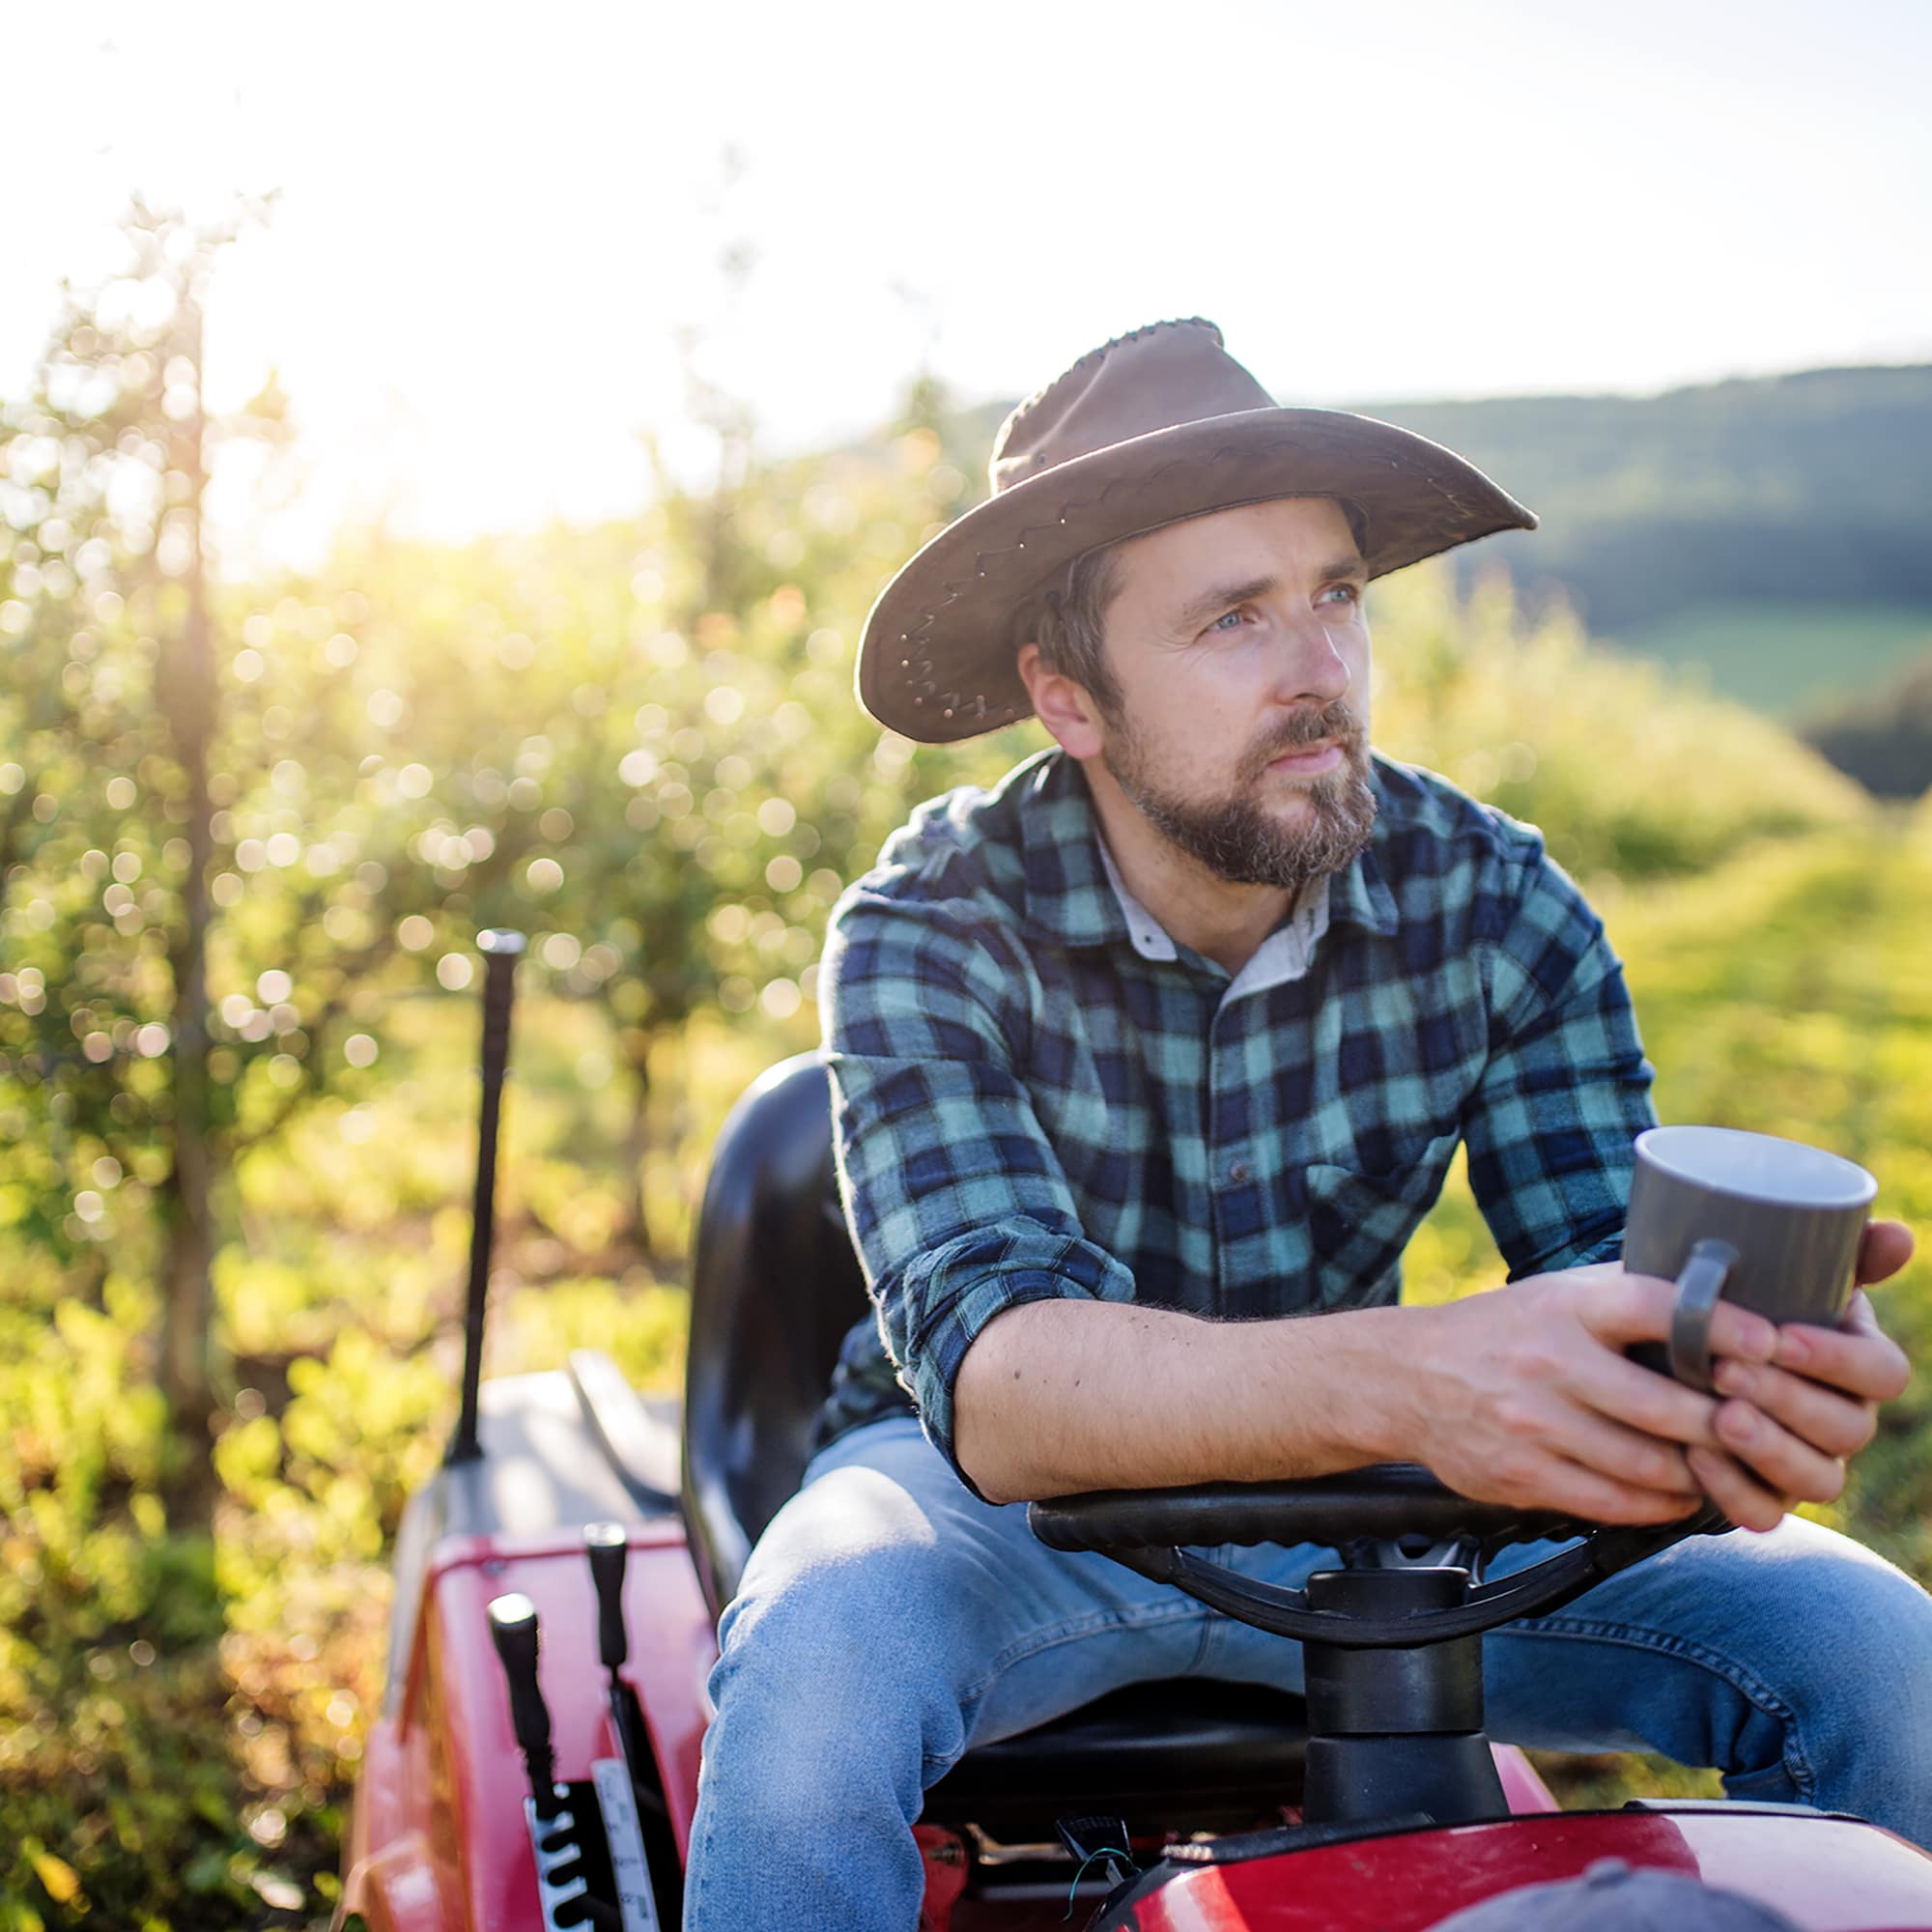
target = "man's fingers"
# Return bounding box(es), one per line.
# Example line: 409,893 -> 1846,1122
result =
1507,1454 -> 1709,1527
1571,1269 -> 1678,1345
1687,1446 -> 1789,1535
1712,1358 -> 1877,1460
1855,1219 -> 1916,1288
1585,1266 -> 1908,1406
1456,1261 -> 1904,1536
1704,1300 -> 1783,1364
1710,1398 -> 1847,1507
1770,1296 -> 1911,1402
1580,1271 -> 1777,1363
1537,1404 -> 1702,1497
1574,1354 -> 1724,1451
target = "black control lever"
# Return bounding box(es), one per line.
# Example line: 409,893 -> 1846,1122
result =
583,1524 -> 679,1921
489,1592 -> 563,1819
584,1522 -> 666,1822
587,1522 -> 629,1672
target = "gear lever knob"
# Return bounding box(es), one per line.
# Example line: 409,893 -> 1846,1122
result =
488,1591 -> 558,1812
585,1522 -> 629,1672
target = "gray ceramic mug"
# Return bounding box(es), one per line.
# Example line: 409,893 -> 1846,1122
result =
1624,1125 -> 1876,1390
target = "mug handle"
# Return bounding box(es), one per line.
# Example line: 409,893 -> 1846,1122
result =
1668,1238 -> 1742,1391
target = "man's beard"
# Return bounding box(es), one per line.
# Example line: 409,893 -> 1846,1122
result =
1102,699 -> 1378,892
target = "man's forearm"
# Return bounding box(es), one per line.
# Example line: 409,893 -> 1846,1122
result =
952,1298 -> 1428,1503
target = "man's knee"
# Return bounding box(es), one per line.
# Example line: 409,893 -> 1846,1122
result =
1773,1525 -> 1932,1723
1735,1520 -> 1932,1672
726,1463 -> 988,1649
1708,1520 -> 1932,1842
720,1535 -> 968,1693
708,1465 -> 998,1784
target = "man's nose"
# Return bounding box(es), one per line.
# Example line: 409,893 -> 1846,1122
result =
1269,622 -> 1352,707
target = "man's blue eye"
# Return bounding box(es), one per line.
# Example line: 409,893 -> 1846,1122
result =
1320,583 -> 1360,606
1209,609 -> 1244,632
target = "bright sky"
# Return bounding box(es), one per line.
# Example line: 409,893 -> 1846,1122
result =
9,0 -> 1928,571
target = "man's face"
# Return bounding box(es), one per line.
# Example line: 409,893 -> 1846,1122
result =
1092,496 -> 1377,892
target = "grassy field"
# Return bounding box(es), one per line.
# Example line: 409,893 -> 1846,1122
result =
1611,602 -> 1932,720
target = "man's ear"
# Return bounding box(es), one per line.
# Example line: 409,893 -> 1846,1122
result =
1016,643 -> 1105,759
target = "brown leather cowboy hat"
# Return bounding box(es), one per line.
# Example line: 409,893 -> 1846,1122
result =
857,317 -> 1537,744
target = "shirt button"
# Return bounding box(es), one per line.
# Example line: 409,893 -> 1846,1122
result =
1228,1160 -> 1252,1185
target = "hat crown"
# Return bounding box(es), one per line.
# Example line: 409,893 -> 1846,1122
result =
988,317 -> 1277,497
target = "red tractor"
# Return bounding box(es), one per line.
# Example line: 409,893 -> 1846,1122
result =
336,938 -> 1932,1930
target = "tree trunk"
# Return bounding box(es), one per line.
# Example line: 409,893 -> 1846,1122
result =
157,293 -> 217,1460
615,1024 -> 658,1271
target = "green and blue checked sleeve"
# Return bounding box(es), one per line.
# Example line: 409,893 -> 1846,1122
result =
1463,841 -> 1658,1278
820,886 -> 1137,1484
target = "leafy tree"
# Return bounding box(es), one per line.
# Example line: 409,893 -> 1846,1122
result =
0,197 -> 290,1461
232,384 -> 1015,1265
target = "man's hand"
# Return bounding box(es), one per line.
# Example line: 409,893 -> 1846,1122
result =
1686,1220 -> 1914,1532
1407,1222 -> 1915,1534
1405,1264 -> 1764,1525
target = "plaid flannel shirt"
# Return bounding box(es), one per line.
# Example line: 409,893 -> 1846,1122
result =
815,746 -> 1657,1480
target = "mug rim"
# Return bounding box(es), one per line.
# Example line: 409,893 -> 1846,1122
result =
1634,1124 -> 1877,1210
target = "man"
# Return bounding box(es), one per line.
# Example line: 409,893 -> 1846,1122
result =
684,320 -> 1927,1929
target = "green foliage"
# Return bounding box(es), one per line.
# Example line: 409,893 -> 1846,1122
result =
0,200 -> 282,1123
193,413 -> 1030,1265
0,196 -> 290,1444
0,1264 -> 269,1929
1369,568 -> 1868,882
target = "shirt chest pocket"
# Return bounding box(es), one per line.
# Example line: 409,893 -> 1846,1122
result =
1299,1130 -> 1461,1302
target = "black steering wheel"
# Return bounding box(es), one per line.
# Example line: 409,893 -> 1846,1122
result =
1028,1464 -> 1726,1649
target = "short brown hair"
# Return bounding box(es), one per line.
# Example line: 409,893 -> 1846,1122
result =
1030,543 -> 1124,716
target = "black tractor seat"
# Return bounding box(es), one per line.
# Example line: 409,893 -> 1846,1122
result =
923,1677 -> 1308,1836
680,1054 -> 1311,1833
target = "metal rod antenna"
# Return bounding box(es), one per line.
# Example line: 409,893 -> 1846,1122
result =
449,928 -> 526,1463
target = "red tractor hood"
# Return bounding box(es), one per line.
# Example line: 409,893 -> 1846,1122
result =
1094,1808 -> 1932,1931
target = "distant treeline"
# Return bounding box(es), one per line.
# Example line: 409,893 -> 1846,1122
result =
1343,364 -> 1932,638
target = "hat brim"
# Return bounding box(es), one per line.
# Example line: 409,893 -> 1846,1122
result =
857,406 -> 1536,743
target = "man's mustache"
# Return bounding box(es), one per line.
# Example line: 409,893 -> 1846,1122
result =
1243,701 -> 1365,778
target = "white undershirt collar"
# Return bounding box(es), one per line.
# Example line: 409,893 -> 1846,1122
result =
1094,835 -> 1333,996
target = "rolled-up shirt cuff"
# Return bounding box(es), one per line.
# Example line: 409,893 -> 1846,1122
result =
888,1228 -> 1135,1496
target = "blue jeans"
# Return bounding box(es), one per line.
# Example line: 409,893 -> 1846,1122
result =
685,1417 -> 1932,1929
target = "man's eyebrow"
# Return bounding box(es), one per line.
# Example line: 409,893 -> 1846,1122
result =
1174,574 -> 1278,632
1173,556 -> 1369,632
